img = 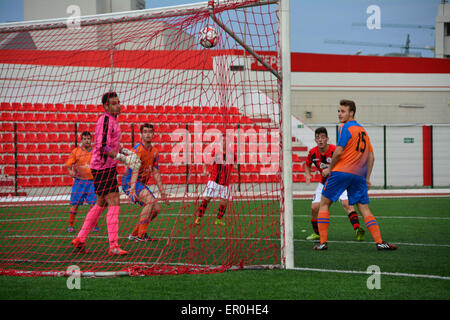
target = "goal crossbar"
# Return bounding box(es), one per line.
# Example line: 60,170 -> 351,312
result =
0,0 -> 278,33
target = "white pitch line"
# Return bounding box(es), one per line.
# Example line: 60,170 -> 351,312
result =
293,214 -> 450,220
3,234 -> 450,248
2,213 -> 450,223
291,267 -> 450,281
294,239 -> 450,248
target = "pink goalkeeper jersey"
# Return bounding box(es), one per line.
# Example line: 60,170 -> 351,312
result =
90,112 -> 121,170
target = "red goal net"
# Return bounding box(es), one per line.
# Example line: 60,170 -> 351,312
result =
0,0 -> 284,276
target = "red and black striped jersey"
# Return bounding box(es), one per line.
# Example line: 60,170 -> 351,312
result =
208,149 -> 236,186
305,144 -> 336,184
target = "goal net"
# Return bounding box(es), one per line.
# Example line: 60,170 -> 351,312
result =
0,0 -> 286,276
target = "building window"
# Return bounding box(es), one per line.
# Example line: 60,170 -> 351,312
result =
446,23 -> 450,36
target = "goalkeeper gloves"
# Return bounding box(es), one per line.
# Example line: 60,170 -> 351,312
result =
115,151 -> 141,171
120,148 -> 131,155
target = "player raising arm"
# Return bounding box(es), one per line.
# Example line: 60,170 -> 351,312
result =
122,123 -> 168,242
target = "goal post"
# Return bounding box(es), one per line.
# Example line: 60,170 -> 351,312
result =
280,0 -> 294,270
0,0 -> 293,276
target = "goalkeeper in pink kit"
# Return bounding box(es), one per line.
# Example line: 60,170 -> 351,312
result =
71,91 -> 140,255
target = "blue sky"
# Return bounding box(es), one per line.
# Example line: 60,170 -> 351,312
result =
0,0 -> 441,57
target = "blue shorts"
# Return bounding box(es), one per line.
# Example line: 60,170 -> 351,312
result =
70,179 -> 97,206
121,175 -> 155,206
322,171 -> 369,205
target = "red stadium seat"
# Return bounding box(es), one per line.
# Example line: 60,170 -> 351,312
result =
25,133 -> 39,143
44,113 -> 57,122
36,144 -> 49,153
61,176 -> 73,186
39,166 -> 52,175
1,102 -> 12,110
37,154 -> 50,164
161,175 -> 170,184
58,144 -> 72,153
57,133 -> 71,142
75,104 -> 85,111
0,112 -> 13,121
25,155 -> 38,164
26,166 -> 39,175
44,103 -> 55,111
76,114 -> 88,122
174,165 -> 186,174
136,105 -> 146,113
1,143 -> 14,153
184,115 -> 194,123
174,106 -> 183,114
51,176 -> 62,186
49,154 -> 63,164
0,122 -> 14,131
200,106 -> 210,114
85,104 -> 97,112
40,176 -> 52,186
2,133 -> 14,143
50,165 -> 64,175
33,103 -> 45,111
158,164 -> 168,173
211,106 -> 219,114
32,113 -> 44,121
15,155 -> 26,164
65,104 -> 76,112
86,114 -> 97,122
125,114 -> 137,122
183,106 -> 192,114
2,155 -> 14,164
11,102 -> 21,109
29,177 -> 40,187
4,166 -> 15,176
166,115 -> 177,122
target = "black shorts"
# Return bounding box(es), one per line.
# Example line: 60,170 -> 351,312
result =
91,167 -> 119,197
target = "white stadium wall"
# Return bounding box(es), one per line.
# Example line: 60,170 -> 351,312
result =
290,53 -> 450,188
1,48 -> 450,188
433,126 -> 450,187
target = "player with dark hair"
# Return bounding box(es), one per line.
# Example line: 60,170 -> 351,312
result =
65,131 -> 98,233
194,133 -> 236,226
314,99 -> 397,251
305,127 -> 365,241
122,123 -> 168,242
71,91 -> 140,255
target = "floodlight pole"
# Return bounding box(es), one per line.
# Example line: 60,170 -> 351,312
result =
280,0 -> 294,270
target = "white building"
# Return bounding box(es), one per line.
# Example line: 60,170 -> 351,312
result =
436,0 -> 450,58
24,0 -> 145,21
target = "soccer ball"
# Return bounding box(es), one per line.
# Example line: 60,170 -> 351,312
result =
199,26 -> 219,48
